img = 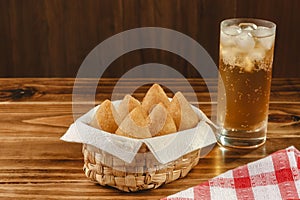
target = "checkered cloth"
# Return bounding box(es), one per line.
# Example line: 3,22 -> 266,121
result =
163,146 -> 300,200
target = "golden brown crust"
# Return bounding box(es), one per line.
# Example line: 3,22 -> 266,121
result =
149,103 -> 177,136
168,92 -> 199,131
115,106 -> 152,139
118,94 -> 141,123
91,84 -> 200,138
141,84 -> 170,113
94,100 -> 119,133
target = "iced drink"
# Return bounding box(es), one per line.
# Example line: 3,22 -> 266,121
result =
217,19 -> 276,148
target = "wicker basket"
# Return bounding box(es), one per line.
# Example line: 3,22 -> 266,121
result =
82,143 -> 200,192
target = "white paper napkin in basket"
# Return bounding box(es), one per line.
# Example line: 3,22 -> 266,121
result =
61,100 -> 216,164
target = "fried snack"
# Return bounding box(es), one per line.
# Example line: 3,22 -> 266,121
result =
148,103 -> 177,136
142,84 -> 170,113
115,106 -> 152,139
91,100 -> 120,133
117,94 -> 140,123
91,84 -> 200,137
168,92 -> 199,131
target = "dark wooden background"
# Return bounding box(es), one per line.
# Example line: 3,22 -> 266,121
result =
0,0 -> 299,78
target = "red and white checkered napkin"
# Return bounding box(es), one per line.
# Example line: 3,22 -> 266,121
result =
163,146 -> 300,200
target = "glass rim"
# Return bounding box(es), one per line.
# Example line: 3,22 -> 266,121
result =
221,18 -> 276,34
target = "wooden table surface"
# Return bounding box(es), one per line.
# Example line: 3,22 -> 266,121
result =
0,78 -> 299,199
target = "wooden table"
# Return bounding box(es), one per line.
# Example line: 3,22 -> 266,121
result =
0,78 -> 299,199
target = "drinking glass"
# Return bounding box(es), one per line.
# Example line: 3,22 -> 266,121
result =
217,18 -> 276,148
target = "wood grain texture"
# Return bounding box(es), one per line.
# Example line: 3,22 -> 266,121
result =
0,78 -> 299,199
0,0 -> 299,78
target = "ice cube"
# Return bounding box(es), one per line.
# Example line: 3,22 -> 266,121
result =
252,26 -> 273,37
220,32 -> 235,46
249,47 -> 266,61
220,26 -> 241,46
235,32 -> 255,52
258,35 -> 275,50
223,25 -> 242,36
252,26 -> 275,50
239,23 -> 258,31
221,47 -> 238,66
221,25 -> 242,46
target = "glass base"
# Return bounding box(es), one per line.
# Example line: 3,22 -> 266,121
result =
216,126 -> 267,149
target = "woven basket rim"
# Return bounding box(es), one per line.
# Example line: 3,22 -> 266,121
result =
82,144 -> 201,192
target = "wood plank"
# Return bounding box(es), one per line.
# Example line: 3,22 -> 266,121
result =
1,1 -> 300,78
0,78 -> 299,103
0,78 -> 299,199
0,102 -> 299,138
0,138 -> 298,164
0,140 -> 298,199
